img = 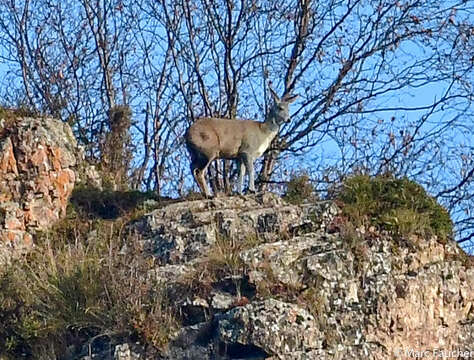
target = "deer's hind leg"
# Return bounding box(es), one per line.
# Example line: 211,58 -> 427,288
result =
190,154 -> 214,198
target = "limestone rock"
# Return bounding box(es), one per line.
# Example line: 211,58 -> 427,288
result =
131,193 -> 336,266
114,343 -> 142,360
126,195 -> 472,359
217,299 -> 322,355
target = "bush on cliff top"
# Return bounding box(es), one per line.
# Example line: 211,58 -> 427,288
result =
335,174 -> 453,240
283,172 -> 318,205
0,107 -> 39,137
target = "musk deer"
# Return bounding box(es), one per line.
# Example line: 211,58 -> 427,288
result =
185,87 -> 298,197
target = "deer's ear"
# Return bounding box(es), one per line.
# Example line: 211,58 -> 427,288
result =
268,85 -> 280,102
283,94 -> 299,103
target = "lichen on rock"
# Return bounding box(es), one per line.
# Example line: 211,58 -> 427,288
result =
0,115 -> 79,250
126,194 -> 473,359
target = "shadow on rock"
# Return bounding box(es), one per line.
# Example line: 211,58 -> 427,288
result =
70,186 -> 172,219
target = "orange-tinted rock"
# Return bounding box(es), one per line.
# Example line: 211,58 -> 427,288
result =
29,144 -> 50,173
55,168 -> 76,205
50,147 -> 64,171
0,138 -> 18,175
0,116 -> 78,249
4,216 -> 23,230
0,230 -> 32,247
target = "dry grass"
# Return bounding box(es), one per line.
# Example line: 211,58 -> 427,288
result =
0,213 -> 179,359
188,233 -> 263,300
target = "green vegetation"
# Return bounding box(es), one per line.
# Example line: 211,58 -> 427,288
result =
335,174 -> 453,240
283,173 -> 318,205
0,212 -> 178,359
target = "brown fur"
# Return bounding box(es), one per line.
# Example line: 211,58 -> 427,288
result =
185,89 -> 298,197
185,117 -> 275,160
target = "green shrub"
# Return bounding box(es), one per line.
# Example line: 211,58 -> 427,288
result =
284,173 -> 318,205
335,174 -> 453,240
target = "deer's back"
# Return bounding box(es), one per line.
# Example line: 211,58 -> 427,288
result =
186,117 -> 271,158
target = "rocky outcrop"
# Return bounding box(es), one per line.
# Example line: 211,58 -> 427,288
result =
132,193 -> 334,265
216,298 -> 322,354
0,116 -> 78,249
1,114 -> 471,359
120,194 -> 473,360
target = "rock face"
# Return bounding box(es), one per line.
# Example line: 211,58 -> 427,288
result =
0,116 -> 78,249
216,299 -> 322,355
123,194 -> 473,360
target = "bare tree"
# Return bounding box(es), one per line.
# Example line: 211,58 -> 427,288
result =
0,0 -> 472,247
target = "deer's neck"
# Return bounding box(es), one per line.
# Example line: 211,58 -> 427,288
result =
264,114 -> 280,133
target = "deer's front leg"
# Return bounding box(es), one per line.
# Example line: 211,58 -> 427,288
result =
243,154 -> 256,193
237,158 -> 246,195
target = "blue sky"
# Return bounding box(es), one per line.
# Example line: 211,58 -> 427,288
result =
0,0 -> 472,250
